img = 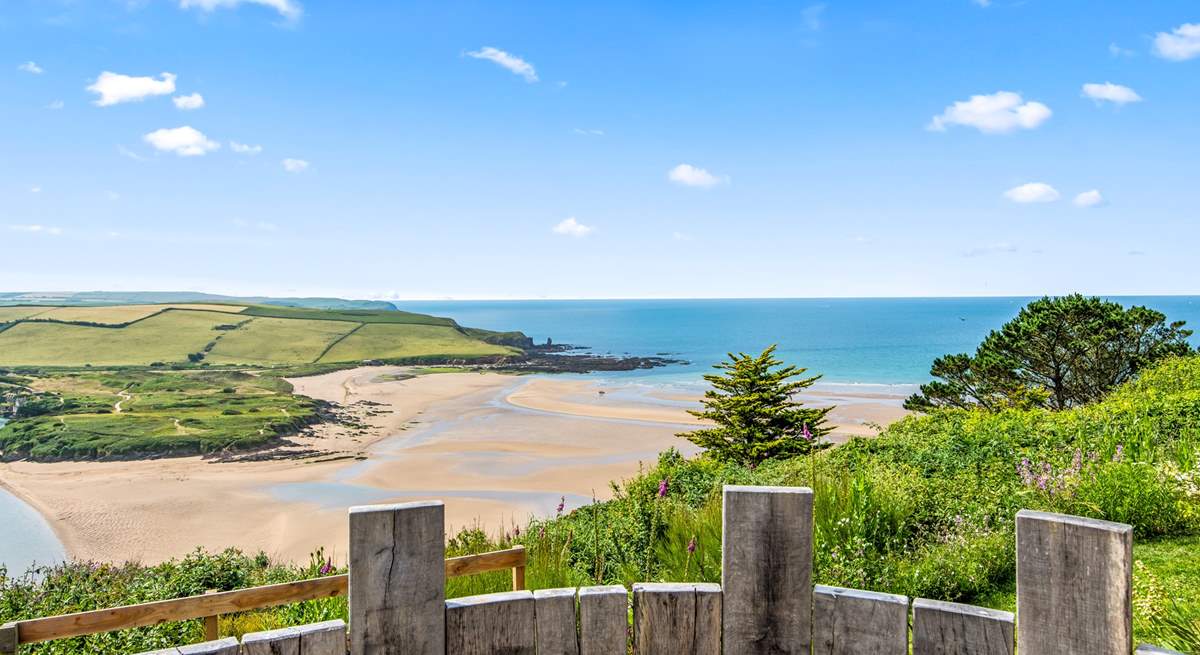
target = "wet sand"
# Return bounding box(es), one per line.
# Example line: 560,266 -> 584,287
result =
0,367 -> 909,566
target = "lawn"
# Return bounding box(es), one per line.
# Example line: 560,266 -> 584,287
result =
0,310 -> 236,367
317,323 -> 517,362
205,317 -> 358,365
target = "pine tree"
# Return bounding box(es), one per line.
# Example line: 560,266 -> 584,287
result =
677,345 -> 832,466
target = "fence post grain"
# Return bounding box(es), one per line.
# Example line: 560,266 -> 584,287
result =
348,501 -> 445,655
1016,510 -> 1132,655
202,590 -> 220,641
445,590 -> 537,655
534,588 -> 580,655
241,626 -> 300,655
632,582 -> 721,655
911,598 -> 1013,655
812,585 -> 908,655
513,563 -> 527,591
295,619 -> 348,654
721,484 -> 813,655
0,622 -> 16,655
578,585 -> 628,655
177,637 -> 239,654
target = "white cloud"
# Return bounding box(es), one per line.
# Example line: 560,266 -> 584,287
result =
118,145 -> 149,161
30,186 -> 42,193
971,0 -> 991,6
572,128 -> 605,136
46,100 -> 64,110
1153,23 -> 1200,61
179,0 -> 301,21
1109,43 -> 1135,58
928,91 -> 1051,134
1082,82 -> 1142,105
552,217 -> 593,238
18,61 -> 44,75
1004,182 -> 1060,204
1073,190 -> 1105,208
7,224 -> 62,236
466,47 -> 538,83
88,71 -> 176,106
668,163 -> 728,188
282,158 -> 309,172
801,4 -> 826,31
230,141 -> 263,155
173,92 -> 205,110
143,126 -> 220,156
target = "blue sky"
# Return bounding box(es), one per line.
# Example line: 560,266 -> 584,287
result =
2,0 -> 1198,299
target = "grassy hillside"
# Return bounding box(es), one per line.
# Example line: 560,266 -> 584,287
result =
0,370 -> 317,460
0,304 -> 520,368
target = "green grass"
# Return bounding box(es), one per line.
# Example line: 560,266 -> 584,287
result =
29,304 -> 245,325
0,370 -> 316,460
317,323 -> 517,362
205,317 -> 358,365
0,311 -> 238,367
0,307 -> 50,323
240,305 -> 456,327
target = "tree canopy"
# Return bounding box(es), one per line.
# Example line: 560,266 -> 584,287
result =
678,345 -> 832,465
905,294 -> 1193,412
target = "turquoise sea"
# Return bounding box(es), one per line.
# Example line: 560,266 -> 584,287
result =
399,297 -> 1200,388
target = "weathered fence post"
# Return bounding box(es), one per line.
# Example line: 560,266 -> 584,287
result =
0,622 -> 17,655
632,582 -> 721,655
202,590 -> 220,641
177,637 -> 239,654
812,585 -> 908,655
241,627 -> 299,655
721,484 -> 813,654
578,585 -> 628,655
1016,510 -> 1132,655
534,588 -> 580,655
349,501 -> 445,654
911,598 -> 1013,655
445,590 -> 536,654
295,620 -> 348,654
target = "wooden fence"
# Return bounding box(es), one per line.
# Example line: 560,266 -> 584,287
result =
2,488 -> 1187,654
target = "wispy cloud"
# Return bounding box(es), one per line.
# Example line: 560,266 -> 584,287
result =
668,163 -> 729,188
46,100 -> 64,110
1108,43 -> 1135,58
178,0 -> 301,21
971,0 -> 991,7
173,92 -> 205,110
466,47 -> 538,83
1073,190 -> 1105,208
572,128 -> 604,136
1082,82 -> 1142,106
801,4 -> 826,31
7,224 -> 63,236
88,71 -> 176,106
1153,23 -> 1200,61
1004,182 -> 1060,203
928,91 -> 1051,134
230,141 -> 263,155
552,217 -> 593,238
143,126 -> 220,156
18,61 -> 44,75
282,158 -> 309,172
118,145 -> 149,161
30,186 -> 42,194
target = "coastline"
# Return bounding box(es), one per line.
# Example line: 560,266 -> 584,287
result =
0,366 -> 910,567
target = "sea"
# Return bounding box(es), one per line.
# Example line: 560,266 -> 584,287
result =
3,296 -> 1199,572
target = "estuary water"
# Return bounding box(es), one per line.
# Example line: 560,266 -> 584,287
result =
0,419 -> 67,574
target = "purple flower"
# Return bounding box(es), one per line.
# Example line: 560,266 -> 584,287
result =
556,496 -> 565,516
319,558 -> 333,575
513,525 -> 521,537
687,536 -> 697,554
1113,444 -> 1124,462
538,526 -> 546,540
801,424 -> 814,442
657,478 -> 669,498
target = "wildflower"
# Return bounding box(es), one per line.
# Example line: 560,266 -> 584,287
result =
1071,449 -> 1082,474
1113,444 -> 1124,462
687,536 -> 697,554
513,525 -> 521,537
801,424 -> 814,441
319,558 -> 333,575
538,526 -> 546,540
556,496 -> 565,516
657,478 -> 669,498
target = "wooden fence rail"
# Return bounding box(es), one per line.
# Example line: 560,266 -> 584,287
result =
0,546 -> 525,649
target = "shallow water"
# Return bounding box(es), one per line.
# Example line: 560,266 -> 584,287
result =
0,420 -> 67,574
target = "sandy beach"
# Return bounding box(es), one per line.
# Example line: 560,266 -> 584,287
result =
0,367 -> 909,566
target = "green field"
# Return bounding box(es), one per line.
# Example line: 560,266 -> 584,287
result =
0,310 -> 238,367
205,317 -> 357,365
0,304 -> 524,368
0,370 -> 316,460
318,323 -> 517,362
